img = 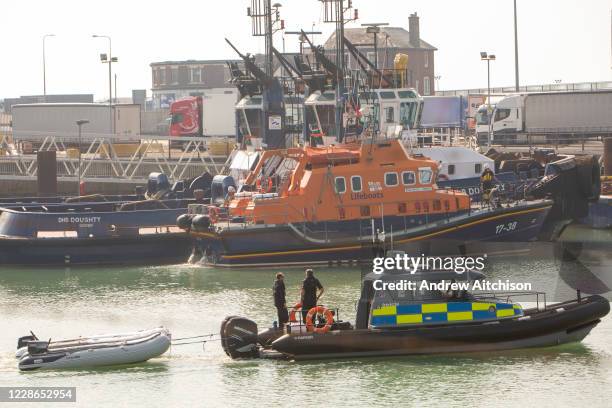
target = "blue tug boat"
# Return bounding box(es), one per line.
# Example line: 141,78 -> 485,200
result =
0,172 -> 212,266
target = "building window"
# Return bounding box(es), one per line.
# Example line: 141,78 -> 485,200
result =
402,171 -> 416,185
153,69 -> 160,86
448,164 -> 455,175
351,176 -> 362,192
424,52 -> 429,68
367,52 -> 376,65
475,163 -> 482,174
170,68 -> 179,84
423,77 -> 431,96
384,172 -> 398,187
191,68 -> 202,83
159,69 -> 167,85
335,177 -> 346,194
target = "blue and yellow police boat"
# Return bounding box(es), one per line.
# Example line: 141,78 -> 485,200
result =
221,269 -> 609,360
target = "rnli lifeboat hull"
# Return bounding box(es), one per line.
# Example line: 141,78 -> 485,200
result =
191,200 -> 552,267
271,295 -> 609,360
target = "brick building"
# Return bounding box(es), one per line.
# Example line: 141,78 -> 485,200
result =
323,13 -> 437,95
150,60 -> 239,109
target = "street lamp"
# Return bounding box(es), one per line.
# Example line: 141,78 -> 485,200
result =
92,35 -> 118,136
481,52 -> 496,147
42,34 -> 56,102
513,0 -> 520,92
361,23 -> 389,70
75,119 -> 89,196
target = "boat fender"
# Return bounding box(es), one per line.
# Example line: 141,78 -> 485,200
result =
176,214 -> 194,230
305,306 -> 334,334
289,303 -> 302,323
191,215 -> 211,231
220,317 -> 259,359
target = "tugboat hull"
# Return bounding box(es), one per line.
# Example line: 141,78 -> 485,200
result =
0,233 -> 191,266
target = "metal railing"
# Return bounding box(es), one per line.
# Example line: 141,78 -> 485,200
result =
0,132 -> 234,183
438,80 -> 612,97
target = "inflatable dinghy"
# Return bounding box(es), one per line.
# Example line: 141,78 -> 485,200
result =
16,327 -> 171,371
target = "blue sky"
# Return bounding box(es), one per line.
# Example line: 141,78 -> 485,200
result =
1,0 -> 610,99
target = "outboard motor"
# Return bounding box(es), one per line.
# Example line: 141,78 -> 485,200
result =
211,175 -> 237,206
27,340 -> 49,355
17,335 -> 37,349
220,316 -> 259,359
146,172 -> 171,199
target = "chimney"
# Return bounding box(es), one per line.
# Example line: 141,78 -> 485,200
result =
409,12 -> 420,47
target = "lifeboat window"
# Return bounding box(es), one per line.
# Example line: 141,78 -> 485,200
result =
448,164 -> 455,175
423,201 -> 430,213
418,167 -> 433,184
398,203 -> 407,213
475,163 -> 482,174
335,177 -> 346,194
402,171 -> 416,185
433,200 -> 441,211
360,206 -> 370,217
384,172 -> 398,187
415,202 -> 421,213
351,176 -> 362,192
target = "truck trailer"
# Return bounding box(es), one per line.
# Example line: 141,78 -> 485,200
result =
488,91 -> 612,145
11,103 -> 141,147
169,89 -> 238,140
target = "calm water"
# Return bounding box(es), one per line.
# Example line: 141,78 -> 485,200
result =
1,244 -> 611,407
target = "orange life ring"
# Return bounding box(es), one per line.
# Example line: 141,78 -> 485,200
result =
305,306 -> 334,334
288,302 -> 302,323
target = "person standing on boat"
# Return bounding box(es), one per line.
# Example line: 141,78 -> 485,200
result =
301,269 -> 324,321
273,272 -> 289,327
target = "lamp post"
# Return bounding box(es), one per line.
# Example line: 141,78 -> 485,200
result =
92,35 -> 118,136
76,119 -> 89,196
480,52 -> 496,147
513,0 -> 520,92
42,34 -> 56,102
361,23 -> 389,70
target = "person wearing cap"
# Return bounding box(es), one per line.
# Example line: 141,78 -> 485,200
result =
300,268 -> 324,321
273,272 -> 288,327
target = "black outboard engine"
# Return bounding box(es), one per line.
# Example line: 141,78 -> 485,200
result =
146,172 -> 171,199
17,335 -> 37,349
27,340 -> 49,355
220,316 -> 259,359
211,175 -> 237,206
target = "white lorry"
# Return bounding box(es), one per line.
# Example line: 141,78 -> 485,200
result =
11,103 -> 141,148
487,91 -> 612,145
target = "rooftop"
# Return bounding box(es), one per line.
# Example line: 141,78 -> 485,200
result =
324,27 -> 437,51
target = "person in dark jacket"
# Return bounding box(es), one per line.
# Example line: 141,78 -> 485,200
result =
300,268 -> 324,321
273,272 -> 288,327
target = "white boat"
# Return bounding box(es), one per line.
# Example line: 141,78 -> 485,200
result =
16,327 -> 171,371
